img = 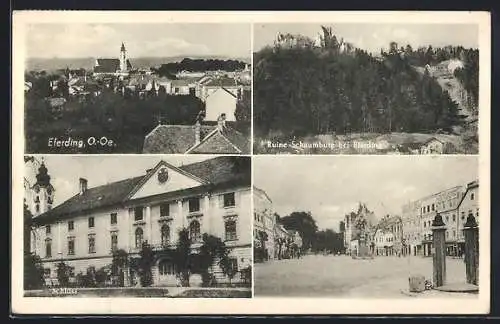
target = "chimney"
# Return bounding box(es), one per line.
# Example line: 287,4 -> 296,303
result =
195,120 -> 201,145
79,178 -> 88,195
217,113 -> 227,132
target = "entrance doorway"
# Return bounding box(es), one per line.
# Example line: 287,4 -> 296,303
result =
157,258 -> 177,286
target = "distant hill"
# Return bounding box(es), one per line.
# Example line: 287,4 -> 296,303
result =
26,55 -> 251,72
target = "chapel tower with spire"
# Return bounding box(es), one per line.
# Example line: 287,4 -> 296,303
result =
119,42 -> 128,72
31,160 -> 55,216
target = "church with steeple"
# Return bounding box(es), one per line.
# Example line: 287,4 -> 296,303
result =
24,157 -> 55,217
93,42 -> 133,77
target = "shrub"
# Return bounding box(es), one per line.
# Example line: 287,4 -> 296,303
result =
24,253 -> 45,290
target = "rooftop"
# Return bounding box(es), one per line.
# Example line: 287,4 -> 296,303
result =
33,156 -> 251,224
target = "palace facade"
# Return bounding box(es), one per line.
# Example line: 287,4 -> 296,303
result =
28,156 -> 252,286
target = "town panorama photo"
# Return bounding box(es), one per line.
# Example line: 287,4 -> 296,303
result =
24,23 -> 251,154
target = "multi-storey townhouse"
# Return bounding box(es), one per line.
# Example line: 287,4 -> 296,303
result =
253,187 -> 276,261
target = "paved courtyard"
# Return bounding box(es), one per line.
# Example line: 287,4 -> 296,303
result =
254,254 -> 478,298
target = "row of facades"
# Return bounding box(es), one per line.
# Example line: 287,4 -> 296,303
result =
401,179 -> 479,257
253,187 -> 302,261
344,180 -> 479,258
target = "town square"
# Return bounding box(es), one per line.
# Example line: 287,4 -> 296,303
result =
253,156 -> 479,298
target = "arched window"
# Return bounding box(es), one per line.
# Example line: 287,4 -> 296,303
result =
135,227 -> 144,248
111,233 -> 118,252
225,220 -> 237,241
161,224 -> 170,246
45,238 -> 52,258
189,220 -> 201,242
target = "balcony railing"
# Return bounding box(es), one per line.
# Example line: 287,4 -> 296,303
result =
151,242 -> 176,251
187,211 -> 203,219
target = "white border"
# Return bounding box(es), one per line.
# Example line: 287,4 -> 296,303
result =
12,10 -> 490,315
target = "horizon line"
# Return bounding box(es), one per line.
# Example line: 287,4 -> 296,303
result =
27,55 -> 251,59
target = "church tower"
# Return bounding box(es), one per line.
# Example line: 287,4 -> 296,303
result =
119,42 -> 128,72
31,160 -> 55,216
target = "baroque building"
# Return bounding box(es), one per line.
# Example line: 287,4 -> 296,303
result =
343,203 -> 377,255
29,156 -> 252,286
93,43 -> 132,77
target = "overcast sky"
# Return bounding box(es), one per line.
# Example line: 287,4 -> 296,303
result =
25,155 -> 212,207
253,156 -> 478,232
254,23 -> 479,54
25,23 -> 251,59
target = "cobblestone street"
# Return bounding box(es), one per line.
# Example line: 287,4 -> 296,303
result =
254,254 -> 478,298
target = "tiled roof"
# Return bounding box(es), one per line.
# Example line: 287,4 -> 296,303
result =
143,122 -> 250,154
179,156 -> 251,187
205,76 -> 238,88
33,176 -> 144,224
171,79 -> 191,87
94,58 -> 132,73
188,126 -> 250,154
142,124 -> 215,154
190,131 -> 242,154
94,59 -> 120,73
34,157 -> 250,224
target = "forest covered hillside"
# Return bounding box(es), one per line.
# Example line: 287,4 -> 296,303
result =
253,28 -> 479,142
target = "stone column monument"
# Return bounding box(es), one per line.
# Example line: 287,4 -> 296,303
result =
463,215 -> 479,286
355,215 -> 370,258
431,213 -> 447,287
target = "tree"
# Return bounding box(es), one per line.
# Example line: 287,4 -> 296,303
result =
312,229 -> 343,254
56,261 -> 72,287
56,78 -> 69,98
83,266 -> 97,287
95,267 -> 109,287
111,249 -> 129,287
253,30 -> 463,140
198,233 -> 229,287
280,211 -> 318,250
137,242 -> 155,287
235,90 -> 251,122
173,228 -> 192,287
24,253 -> 45,290
24,202 -> 33,256
219,254 -> 237,286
